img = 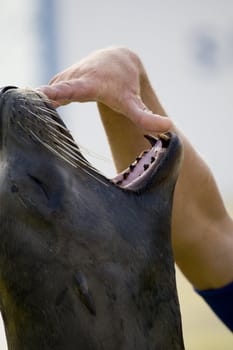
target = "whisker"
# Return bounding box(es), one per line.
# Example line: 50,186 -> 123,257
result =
21,106 -> 107,167
21,104 -> 111,163
28,130 -> 109,187
17,120 -> 30,133
36,105 -> 59,117
21,106 -> 70,133
32,115 -> 80,149
17,93 -> 52,106
17,102 -> 110,187
36,107 -> 111,163
44,123 -> 109,170
29,130 -> 78,167
78,144 -> 111,163
54,143 -> 103,176
49,133 -> 103,175
17,120 -> 78,169
23,110 -> 95,167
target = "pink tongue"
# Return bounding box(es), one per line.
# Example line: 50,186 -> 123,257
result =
112,140 -> 164,189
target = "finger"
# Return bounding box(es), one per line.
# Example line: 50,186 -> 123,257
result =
123,95 -> 173,132
37,79 -> 96,105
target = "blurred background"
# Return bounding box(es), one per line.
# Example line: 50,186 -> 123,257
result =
0,0 -> 232,348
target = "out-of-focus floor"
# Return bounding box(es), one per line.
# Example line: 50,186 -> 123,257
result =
176,268 -> 233,349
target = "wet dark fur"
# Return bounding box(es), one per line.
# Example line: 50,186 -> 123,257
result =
0,87 -> 185,350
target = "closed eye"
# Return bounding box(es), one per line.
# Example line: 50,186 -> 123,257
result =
27,173 -> 50,200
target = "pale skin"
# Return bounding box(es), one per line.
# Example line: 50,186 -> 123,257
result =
39,47 -> 233,291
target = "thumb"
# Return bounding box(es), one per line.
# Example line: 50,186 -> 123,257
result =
123,95 -> 172,133
37,78 -> 96,106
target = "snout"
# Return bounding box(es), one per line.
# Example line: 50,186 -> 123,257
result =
0,86 -> 18,98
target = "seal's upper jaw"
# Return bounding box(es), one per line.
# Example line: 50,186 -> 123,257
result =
0,86 -> 182,194
111,133 -> 182,192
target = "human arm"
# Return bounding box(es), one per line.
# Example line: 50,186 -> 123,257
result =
98,80 -> 233,291
39,47 -> 233,291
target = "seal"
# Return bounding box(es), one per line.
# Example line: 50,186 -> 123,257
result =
0,86 -> 184,350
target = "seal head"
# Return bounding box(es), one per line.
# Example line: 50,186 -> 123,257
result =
0,87 -> 184,350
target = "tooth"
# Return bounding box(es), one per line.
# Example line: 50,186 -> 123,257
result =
129,164 -> 136,171
144,134 -> 158,147
123,172 -> 130,180
143,164 -> 149,171
159,133 -> 170,141
116,180 -> 123,185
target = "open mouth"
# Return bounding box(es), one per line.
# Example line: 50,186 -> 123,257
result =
111,133 -> 170,191
0,86 -> 175,193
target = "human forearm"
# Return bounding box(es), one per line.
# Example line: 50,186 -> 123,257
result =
97,59 -> 167,171
98,64 -> 233,290
39,47 -> 233,290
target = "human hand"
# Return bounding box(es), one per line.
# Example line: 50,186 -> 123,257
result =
38,47 -> 172,132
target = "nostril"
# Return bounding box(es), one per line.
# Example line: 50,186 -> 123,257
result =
0,86 -> 18,96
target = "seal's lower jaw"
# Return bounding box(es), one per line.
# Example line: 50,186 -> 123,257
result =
111,133 -> 175,192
